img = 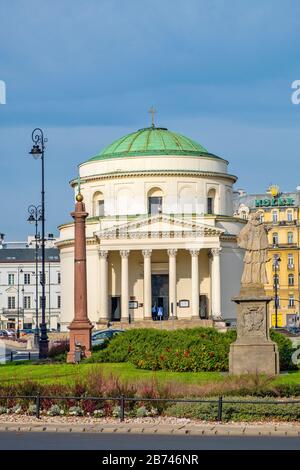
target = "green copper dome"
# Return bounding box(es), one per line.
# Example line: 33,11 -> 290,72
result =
87,127 -> 210,161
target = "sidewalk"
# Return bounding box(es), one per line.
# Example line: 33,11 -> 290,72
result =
1,420 -> 300,436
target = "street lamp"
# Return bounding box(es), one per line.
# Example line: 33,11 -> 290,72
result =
29,128 -> 49,358
27,204 -> 42,348
274,256 -> 281,329
17,267 -> 23,339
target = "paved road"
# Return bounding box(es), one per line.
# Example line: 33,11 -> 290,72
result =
0,432 -> 299,450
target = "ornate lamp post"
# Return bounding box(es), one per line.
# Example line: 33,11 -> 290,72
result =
274,256 -> 281,329
27,205 -> 42,348
17,267 -> 23,339
29,128 -> 49,358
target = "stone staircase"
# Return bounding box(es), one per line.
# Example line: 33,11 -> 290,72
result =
101,318 -> 215,331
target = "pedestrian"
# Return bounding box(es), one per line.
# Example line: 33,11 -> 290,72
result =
152,304 -> 157,321
157,305 -> 163,320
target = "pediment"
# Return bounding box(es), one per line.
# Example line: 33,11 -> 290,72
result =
5,286 -> 17,294
95,214 -> 224,240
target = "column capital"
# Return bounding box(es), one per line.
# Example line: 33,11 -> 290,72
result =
120,250 -> 130,258
211,248 -> 222,257
142,249 -> 152,258
167,248 -> 178,257
189,248 -> 200,257
98,249 -> 108,259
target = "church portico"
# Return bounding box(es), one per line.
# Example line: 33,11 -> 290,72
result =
95,243 -> 222,324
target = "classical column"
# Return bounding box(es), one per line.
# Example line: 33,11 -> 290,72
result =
142,249 -> 152,319
99,250 -> 108,321
67,192 -> 93,363
211,248 -> 222,319
190,249 -> 200,318
120,250 -> 130,321
168,249 -> 177,318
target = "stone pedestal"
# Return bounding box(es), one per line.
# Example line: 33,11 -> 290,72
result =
229,286 -> 279,375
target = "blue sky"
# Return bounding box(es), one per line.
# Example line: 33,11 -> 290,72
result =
1,0 -> 300,239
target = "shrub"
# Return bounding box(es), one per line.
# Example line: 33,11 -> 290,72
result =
93,409 -> 104,418
47,404 -> 63,416
165,396 -> 300,422
68,406 -> 84,416
135,405 -> 148,417
27,404 -> 37,416
270,330 -> 297,371
48,340 -> 69,361
88,327 -> 297,373
0,406 -> 7,415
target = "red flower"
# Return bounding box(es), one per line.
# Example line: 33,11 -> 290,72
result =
183,350 -> 190,357
210,352 -> 215,357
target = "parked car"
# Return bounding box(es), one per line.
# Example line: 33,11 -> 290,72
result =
20,329 -> 35,335
4,329 -> 15,337
91,329 -> 124,347
0,330 -> 8,338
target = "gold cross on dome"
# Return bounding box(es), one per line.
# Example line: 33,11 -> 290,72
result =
148,106 -> 157,127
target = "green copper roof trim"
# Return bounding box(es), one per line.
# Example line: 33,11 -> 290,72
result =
85,127 -> 212,162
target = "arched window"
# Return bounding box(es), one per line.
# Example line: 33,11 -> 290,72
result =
287,232 -> 293,244
93,191 -> 104,217
240,210 -> 247,220
147,187 -> 163,215
207,188 -> 216,215
272,232 -> 279,245
288,274 -> 294,286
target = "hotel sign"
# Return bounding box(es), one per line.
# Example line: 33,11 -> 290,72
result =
255,197 -> 295,207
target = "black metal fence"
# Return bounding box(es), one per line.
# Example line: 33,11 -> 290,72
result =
0,351 -> 33,362
0,394 -> 300,422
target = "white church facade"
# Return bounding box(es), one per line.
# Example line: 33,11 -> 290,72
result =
57,125 -> 245,331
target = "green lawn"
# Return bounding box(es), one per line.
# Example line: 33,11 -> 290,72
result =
0,362 -> 224,386
0,362 -> 300,387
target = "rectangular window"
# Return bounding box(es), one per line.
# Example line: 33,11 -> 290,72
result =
272,233 -> 278,245
98,200 -> 104,217
287,232 -> 293,244
23,296 -> 31,309
8,296 -> 15,309
207,197 -> 213,215
272,211 -> 278,223
148,196 -> 162,215
289,296 -> 295,308
288,254 -> 294,267
57,272 -> 61,284
24,273 -> 31,285
287,211 -> 293,222
57,295 -> 61,309
8,274 -> 15,285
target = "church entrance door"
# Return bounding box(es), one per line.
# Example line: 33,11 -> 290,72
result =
151,274 -> 169,320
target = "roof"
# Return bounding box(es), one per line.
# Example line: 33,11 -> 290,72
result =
0,248 -> 60,263
85,126 -> 216,162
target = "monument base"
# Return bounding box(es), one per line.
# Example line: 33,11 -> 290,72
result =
229,342 -> 279,375
229,290 -> 279,376
67,320 -> 93,363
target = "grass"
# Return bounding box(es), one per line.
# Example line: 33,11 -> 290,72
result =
0,362 -> 300,388
0,362 -> 224,386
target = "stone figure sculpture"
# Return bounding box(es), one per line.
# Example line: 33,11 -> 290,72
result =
229,211 -> 279,375
237,212 -> 269,286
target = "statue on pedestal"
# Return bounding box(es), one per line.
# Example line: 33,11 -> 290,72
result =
229,212 -> 279,375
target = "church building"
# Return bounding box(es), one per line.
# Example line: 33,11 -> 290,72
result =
57,123 -> 245,331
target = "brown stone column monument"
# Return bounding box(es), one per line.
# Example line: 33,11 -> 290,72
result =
67,191 -> 93,363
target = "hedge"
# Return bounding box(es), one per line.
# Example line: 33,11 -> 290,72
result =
164,396 -> 300,422
87,327 -> 297,372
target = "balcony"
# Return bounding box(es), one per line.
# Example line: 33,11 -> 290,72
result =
287,264 -> 295,270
